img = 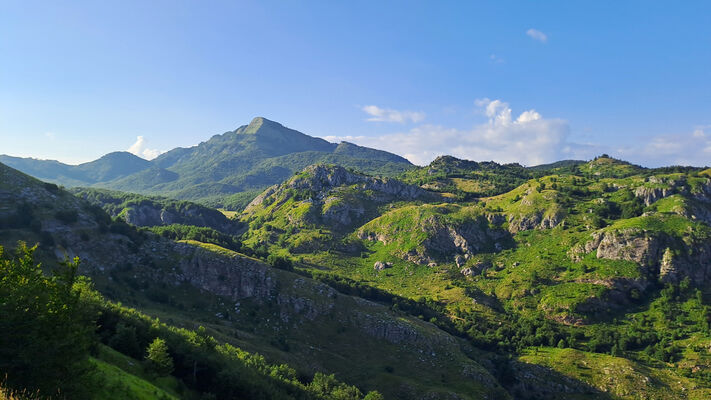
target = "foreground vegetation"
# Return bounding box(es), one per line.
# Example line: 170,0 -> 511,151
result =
0,243 -> 383,400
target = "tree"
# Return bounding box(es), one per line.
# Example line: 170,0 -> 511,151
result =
363,391 -> 386,400
146,338 -> 174,376
109,322 -> 141,358
0,242 -> 96,397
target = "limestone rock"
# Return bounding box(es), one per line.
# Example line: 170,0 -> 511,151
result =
374,261 -> 393,271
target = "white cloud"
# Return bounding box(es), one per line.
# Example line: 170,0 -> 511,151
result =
328,102 -> 711,168
362,105 -> 425,123
44,132 -> 56,140
128,136 -> 164,160
526,28 -> 548,43
332,99 -> 571,166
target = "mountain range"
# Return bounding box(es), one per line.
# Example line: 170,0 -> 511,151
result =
0,117 -> 414,210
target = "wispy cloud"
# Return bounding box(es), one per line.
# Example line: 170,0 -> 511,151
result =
128,136 -> 164,160
362,105 -> 425,123
614,127 -> 711,167
526,28 -> 548,43
489,54 -> 505,64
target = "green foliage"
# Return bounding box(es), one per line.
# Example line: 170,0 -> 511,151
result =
145,338 -> 174,376
146,224 -> 241,252
109,322 -> 142,359
400,155 -> 532,199
91,289 -> 378,400
0,243 -> 96,398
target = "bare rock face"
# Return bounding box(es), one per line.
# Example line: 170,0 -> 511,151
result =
423,217 -> 509,258
172,242 -> 277,301
692,179 -> 711,202
244,185 -> 279,211
123,205 -> 162,226
454,254 -> 466,267
583,228 -> 711,285
594,229 -> 663,267
659,248 -> 679,282
507,211 -> 564,233
634,186 -> 674,206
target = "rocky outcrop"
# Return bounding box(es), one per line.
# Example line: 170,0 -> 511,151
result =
634,186 -> 674,206
244,184 -> 278,211
244,164 -> 444,231
321,196 -> 365,227
507,211 -> 564,233
170,242 -> 277,301
358,214 -> 511,265
581,228 -> 711,285
509,356 -> 612,399
287,164 -> 435,201
591,229 -> 664,267
692,178 -> 711,202
374,261 -> 393,271
121,203 -> 239,233
659,247 -> 679,282
631,176 -> 710,206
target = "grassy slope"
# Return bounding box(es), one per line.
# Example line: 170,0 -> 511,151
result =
519,347 -> 711,400
90,345 -> 189,400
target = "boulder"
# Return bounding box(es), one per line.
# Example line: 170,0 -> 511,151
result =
374,261 -> 393,271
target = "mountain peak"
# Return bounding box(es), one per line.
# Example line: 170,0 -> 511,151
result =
243,116 -> 283,134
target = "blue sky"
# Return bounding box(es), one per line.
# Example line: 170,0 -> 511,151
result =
1,1 -> 710,166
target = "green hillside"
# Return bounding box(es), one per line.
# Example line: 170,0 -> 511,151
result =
239,155 -> 711,399
0,161 -> 506,399
3,153 -> 711,399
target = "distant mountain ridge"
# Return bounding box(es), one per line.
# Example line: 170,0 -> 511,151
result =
1,117 -> 414,209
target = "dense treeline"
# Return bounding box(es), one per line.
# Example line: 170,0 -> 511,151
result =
144,224 -> 242,252
0,242 -> 382,400
71,188 -> 217,219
